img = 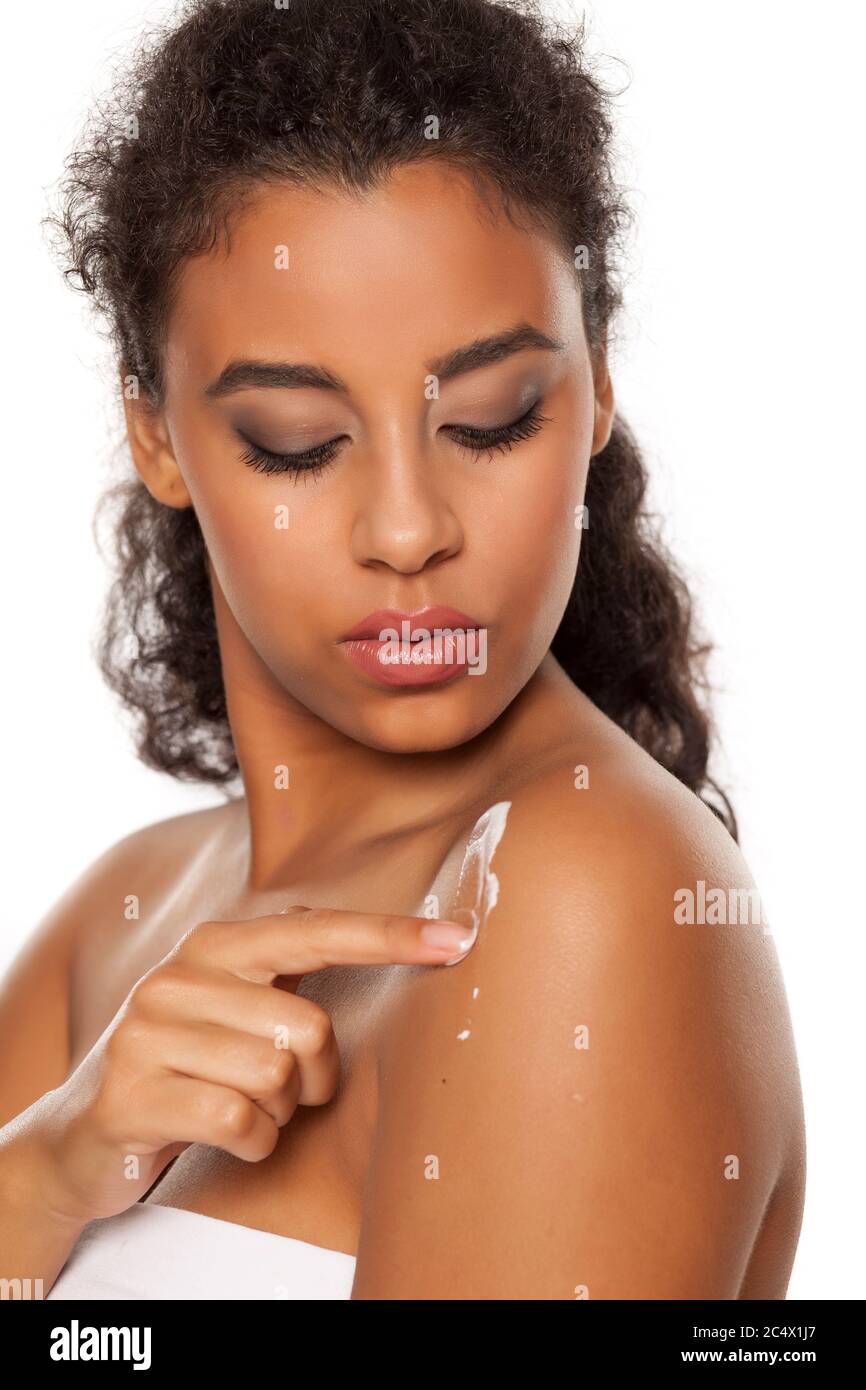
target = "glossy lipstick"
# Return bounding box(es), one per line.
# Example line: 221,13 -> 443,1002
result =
338,605 -> 484,688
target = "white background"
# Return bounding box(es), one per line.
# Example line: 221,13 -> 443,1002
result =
1,1 -> 862,1298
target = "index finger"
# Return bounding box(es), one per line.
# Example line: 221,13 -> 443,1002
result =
179,906 -> 475,982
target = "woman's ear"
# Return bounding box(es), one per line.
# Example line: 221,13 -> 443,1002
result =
590,352 -> 615,457
119,365 -> 192,508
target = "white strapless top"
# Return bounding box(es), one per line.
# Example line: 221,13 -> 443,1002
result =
46,1202 -> 357,1300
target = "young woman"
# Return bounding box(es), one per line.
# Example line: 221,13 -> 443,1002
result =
0,0 -> 805,1300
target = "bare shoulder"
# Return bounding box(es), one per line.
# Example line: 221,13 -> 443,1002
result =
58,800 -> 236,973
9,802 -> 234,1100
65,798 -> 239,1027
353,734 -> 805,1299
0,801 -> 231,1126
73,800 -> 236,900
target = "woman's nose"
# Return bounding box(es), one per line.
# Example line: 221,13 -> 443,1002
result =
349,447 -> 463,574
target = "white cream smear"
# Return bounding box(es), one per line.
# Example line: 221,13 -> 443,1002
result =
446,800 -> 512,982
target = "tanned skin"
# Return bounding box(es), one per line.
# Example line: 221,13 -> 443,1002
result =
0,161 -> 805,1299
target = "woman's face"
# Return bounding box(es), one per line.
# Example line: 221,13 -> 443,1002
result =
135,161 -> 613,752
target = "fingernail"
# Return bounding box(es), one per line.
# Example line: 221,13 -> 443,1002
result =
442,916 -> 477,966
420,921 -> 475,958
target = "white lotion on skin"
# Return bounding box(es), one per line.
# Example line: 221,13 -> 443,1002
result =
445,800 -> 512,967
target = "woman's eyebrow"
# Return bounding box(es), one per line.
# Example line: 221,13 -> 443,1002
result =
202,322 -> 565,398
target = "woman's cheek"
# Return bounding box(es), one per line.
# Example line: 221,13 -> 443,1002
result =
488,445 -> 586,620
187,486 -> 294,623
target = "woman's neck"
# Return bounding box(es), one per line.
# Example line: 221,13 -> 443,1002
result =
212,589 -> 572,893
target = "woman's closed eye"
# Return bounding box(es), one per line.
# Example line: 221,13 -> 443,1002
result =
236,398 -> 551,479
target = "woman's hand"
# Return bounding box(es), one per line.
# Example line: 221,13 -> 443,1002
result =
23,905 -> 472,1226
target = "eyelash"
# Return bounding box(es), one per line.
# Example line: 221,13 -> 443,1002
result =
237,400 -> 550,479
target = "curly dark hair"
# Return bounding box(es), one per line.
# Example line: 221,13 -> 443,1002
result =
45,0 -> 738,839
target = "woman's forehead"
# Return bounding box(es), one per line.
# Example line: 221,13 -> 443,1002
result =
164,164 -> 578,391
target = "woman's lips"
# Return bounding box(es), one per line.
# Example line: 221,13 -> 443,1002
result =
340,636 -> 470,687
338,605 -> 483,689
340,605 -> 481,641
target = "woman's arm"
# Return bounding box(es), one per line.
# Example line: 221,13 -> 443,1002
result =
0,826 -> 191,1285
0,1101 -> 92,1290
0,884 -> 78,1130
0,835 -> 139,1287
352,766 -> 801,1299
